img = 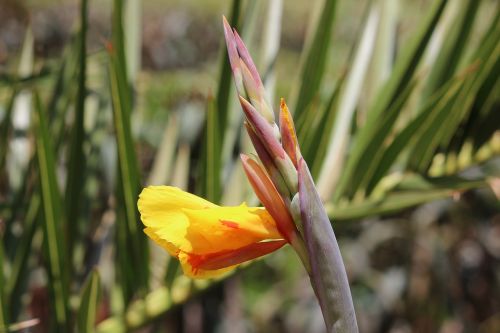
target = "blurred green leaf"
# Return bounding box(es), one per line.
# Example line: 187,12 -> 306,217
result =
301,78 -> 343,178
422,0 -> 481,99
65,0 -> 88,276
316,5 -> 379,199
216,0 -> 242,138
329,174 -> 486,221
78,270 -> 101,333
0,89 -> 16,174
333,77 -> 416,202
411,32 -> 500,172
5,193 -> 40,321
366,78 -> 464,194
0,232 -> 7,330
333,0 -> 448,201
33,93 -> 69,331
293,0 -> 338,120
109,0 -> 149,300
204,96 -> 221,201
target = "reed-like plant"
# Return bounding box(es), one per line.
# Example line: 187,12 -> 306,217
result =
0,0 -> 498,331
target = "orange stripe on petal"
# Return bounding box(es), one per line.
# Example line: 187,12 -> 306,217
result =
186,240 -> 286,272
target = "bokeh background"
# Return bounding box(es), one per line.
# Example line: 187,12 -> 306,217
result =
0,0 -> 499,332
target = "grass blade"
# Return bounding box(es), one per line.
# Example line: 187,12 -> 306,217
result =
292,0 -> 338,120
0,89 -> 17,174
33,93 -> 69,332
65,0 -> 88,274
422,0 -> 481,99
109,0 -> 149,299
5,194 -> 40,321
329,174 -> 486,221
204,96 -> 221,202
317,5 -> 379,199
411,33 -> 500,172
333,0 -> 448,201
365,78 -> 464,194
0,232 -> 7,330
78,270 -> 101,333
216,0 -> 242,140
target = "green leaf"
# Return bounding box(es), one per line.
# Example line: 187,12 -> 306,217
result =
0,89 -> 16,174
0,232 -> 7,330
333,0 -> 448,201
329,174 -> 486,221
365,78 -> 464,194
293,0 -> 337,120
109,0 -> 149,299
64,0 -> 88,276
33,93 -> 69,332
422,0 -> 481,99
78,270 -> 101,333
306,79 -> 343,179
216,0 -> 242,139
333,78 -> 417,202
204,96 -> 221,202
316,4 -> 379,199
410,36 -> 500,172
5,194 -> 40,322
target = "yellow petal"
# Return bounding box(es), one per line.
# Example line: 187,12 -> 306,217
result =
138,186 -> 283,255
138,186 -> 216,230
179,204 -> 281,254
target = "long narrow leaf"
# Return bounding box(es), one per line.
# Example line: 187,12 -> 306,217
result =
329,174 -> 486,221
317,6 -> 379,199
333,0 -> 448,201
5,194 -> 40,321
204,96 -> 221,202
366,78 -> 464,193
293,0 -> 338,120
65,0 -> 88,275
0,232 -> 7,331
109,0 -> 148,299
77,270 -> 101,333
0,89 -> 16,173
216,0 -> 242,141
33,93 -> 69,332
422,0 -> 481,99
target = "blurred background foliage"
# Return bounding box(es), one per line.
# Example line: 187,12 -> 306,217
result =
0,0 -> 499,332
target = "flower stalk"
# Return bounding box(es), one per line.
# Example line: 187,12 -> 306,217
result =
223,17 -> 358,332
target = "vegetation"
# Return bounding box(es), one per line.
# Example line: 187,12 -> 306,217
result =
0,0 -> 498,331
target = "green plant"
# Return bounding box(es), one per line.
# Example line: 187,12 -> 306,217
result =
0,0 -> 498,331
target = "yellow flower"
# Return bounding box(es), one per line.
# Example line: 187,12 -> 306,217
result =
138,186 -> 286,278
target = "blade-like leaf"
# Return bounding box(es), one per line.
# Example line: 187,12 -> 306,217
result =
109,0 -> 148,299
204,96 -> 221,202
317,6 -> 380,199
329,174 -> 486,221
0,232 -> 7,330
5,194 -> 40,321
365,78 -> 464,194
216,0 -> 242,141
77,270 -> 101,333
333,0 -> 448,201
422,0 -> 481,99
65,0 -> 88,276
293,0 -> 338,120
0,89 -> 16,174
411,40 -> 500,172
33,93 -> 69,332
